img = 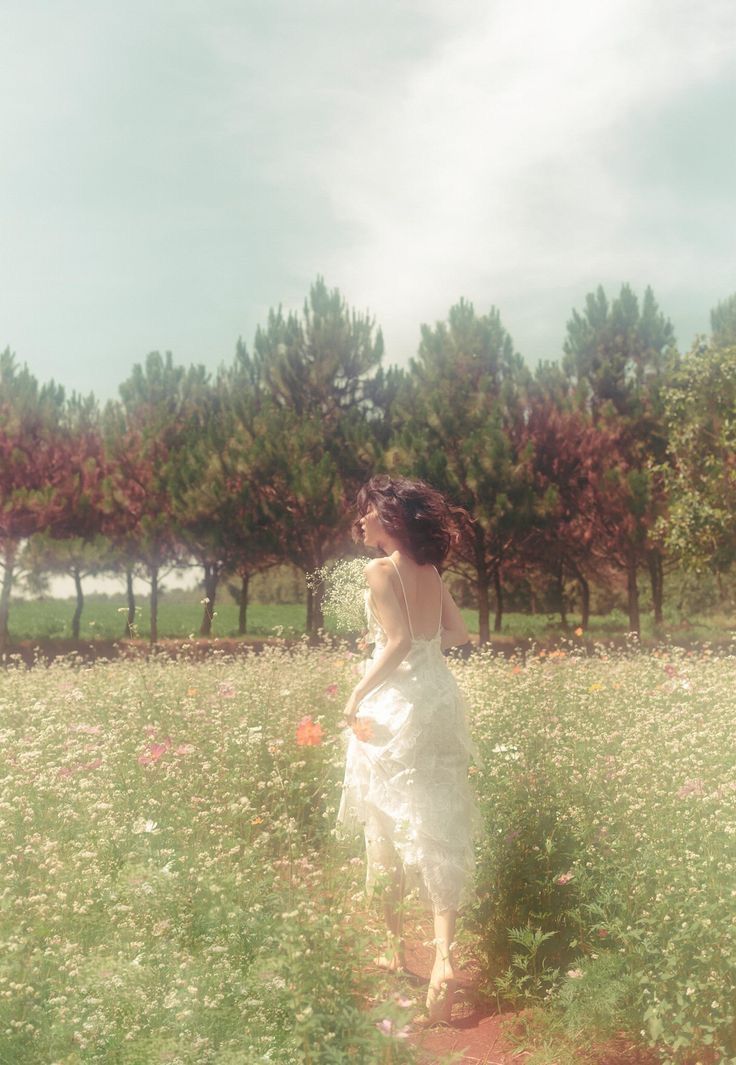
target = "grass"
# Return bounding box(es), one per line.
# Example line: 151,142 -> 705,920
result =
6,597 -> 736,645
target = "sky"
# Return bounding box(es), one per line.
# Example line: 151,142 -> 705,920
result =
2,0 -> 736,403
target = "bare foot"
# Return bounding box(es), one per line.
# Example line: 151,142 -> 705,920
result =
372,936 -> 406,972
373,952 -> 406,972
428,948 -> 455,991
413,947 -> 457,1028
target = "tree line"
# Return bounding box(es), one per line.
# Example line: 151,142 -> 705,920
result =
2,277 -> 735,649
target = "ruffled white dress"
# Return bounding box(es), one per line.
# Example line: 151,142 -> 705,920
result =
336,558 -> 484,913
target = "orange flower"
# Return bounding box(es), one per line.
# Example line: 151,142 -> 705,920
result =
295,715 -> 324,747
352,717 -> 374,742
574,627 -> 584,637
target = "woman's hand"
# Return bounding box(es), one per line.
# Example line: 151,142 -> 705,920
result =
342,689 -> 362,730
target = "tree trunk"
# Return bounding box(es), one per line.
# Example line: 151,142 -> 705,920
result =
647,548 -> 664,626
306,580 -> 325,643
477,578 -> 490,645
474,525 -> 490,645
568,559 -> 590,630
150,564 -> 159,646
125,568 -> 136,638
305,584 -> 313,637
0,541 -> 16,652
72,568 -> 84,640
579,573 -> 590,630
493,566 -> 503,633
627,555 -> 640,637
314,589 -> 324,637
238,572 -> 250,635
199,563 -> 219,637
555,560 -> 568,629
715,571 -> 735,612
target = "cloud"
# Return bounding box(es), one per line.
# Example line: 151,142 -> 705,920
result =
308,0 -> 736,358
0,0 -> 734,393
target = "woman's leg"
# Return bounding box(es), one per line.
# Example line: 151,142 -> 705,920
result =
429,907 -> 456,985
412,905 -> 459,1026
365,827 -> 407,968
383,857 -> 406,943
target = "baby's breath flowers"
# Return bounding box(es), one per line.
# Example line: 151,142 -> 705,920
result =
307,556 -> 372,634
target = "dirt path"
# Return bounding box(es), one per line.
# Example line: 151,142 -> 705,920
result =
360,910 -> 528,1065
358,909 -> 660,1063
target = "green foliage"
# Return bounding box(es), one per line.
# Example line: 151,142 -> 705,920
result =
465,645 -> 736,1062
563,283 -> 676,430
493,926 -> 561,1004
393,298 -> 535,638
253,275 -> 384,421
657,340 -> 736,574
710,291 -> 736,347
471,767 -> 587,1005
243,563 -> 306,605
554,952 -> 640,1037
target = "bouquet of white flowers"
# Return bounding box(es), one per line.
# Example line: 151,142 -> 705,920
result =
307,556 -> 372,635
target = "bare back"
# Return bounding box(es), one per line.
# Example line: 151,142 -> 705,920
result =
382,554 -> 443,641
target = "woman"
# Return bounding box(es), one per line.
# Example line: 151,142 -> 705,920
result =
336,474 -> 484,1028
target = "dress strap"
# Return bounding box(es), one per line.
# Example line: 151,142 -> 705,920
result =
386,555 -> 415,640
433,566 -> 443,637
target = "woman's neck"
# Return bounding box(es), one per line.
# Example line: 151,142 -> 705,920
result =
376,535 -> 403,557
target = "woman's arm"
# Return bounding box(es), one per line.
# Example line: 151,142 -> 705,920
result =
439,580 -> 472,653
350,560 -> 412,703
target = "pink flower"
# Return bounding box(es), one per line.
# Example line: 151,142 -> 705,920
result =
556,871 -> 575,886
324,683 -> 339,698
676,778 -> 705,799
392,992 -> 415,1009
376,1019 -> 410,1039
218,682 -> 237,698
138,737 -> 172,765
58,758 -> 103,777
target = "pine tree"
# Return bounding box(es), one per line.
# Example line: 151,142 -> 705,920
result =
394,299 -> 535,643
562,285 -> 677,633
250,278 -> 385,638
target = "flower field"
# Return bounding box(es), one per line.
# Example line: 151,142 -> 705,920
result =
1,641 -> 735,1063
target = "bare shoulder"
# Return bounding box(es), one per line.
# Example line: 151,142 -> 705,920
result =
363,558 -> 392,588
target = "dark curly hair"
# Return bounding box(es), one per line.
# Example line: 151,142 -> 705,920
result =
351,474 -> 474,567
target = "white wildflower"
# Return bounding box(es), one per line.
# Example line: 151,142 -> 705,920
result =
307,556 -> 372,633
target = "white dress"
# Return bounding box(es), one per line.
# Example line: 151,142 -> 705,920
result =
336,557 -> 484,913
